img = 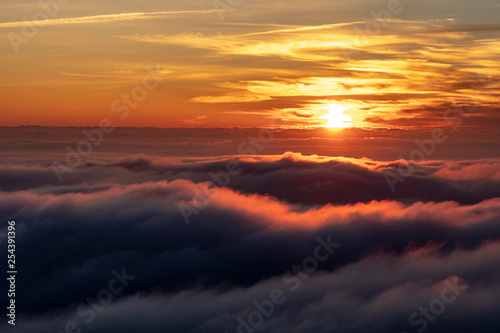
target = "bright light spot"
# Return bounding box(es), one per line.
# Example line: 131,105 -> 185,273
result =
320,104 -> 352,128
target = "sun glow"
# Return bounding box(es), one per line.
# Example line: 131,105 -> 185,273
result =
320,105 -> 352,128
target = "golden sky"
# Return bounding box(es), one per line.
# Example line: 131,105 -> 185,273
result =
0,0 -> 499,127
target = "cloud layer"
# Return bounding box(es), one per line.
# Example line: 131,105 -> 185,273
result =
1,141 -> 499,332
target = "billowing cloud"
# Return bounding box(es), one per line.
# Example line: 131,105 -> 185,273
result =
1,138 -> 499,332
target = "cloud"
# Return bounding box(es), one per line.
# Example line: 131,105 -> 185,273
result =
4,151 -> 500,205
114,18 -> 500,126
1,156 -> 500,313
0,10 -> 219,28
2,188 -> 500,333
0,132 -> 499,332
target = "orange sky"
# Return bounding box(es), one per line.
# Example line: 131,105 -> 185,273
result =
0,0 -> 499,128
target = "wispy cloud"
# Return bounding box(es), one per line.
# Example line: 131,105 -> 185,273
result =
119,19 -> 499,126
0,10 -> 218,28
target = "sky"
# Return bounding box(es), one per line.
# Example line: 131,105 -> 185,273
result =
1,1 -> 500,333
1,0 -> 499,127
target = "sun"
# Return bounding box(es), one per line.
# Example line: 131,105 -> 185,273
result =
320,104 -> 352,128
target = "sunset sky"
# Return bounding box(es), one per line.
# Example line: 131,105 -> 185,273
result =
1,0 -> 499,127
1,1 -> 500,333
